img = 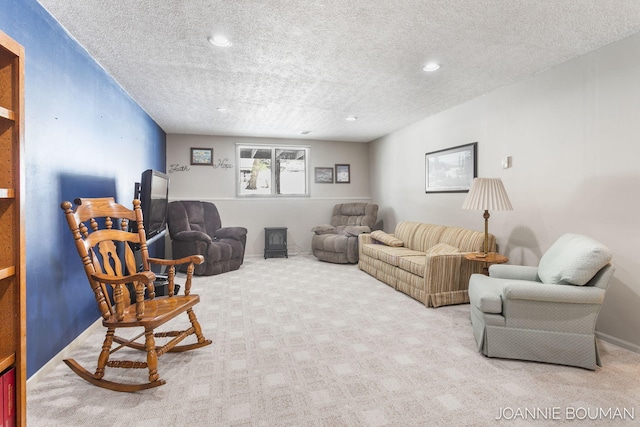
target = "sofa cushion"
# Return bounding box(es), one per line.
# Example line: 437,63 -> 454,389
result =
538,234 -> 612,286
397,255 -> 427,277
439,226 -> 492,253
311,224 -> 336,235
427,243 -> 460,255
362,244 -> 424,266
370,230 -> 403,247
394,222 -> 447,252
378,248 -> 426,266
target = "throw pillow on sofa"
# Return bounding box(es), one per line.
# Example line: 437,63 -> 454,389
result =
370,230 -> 404,247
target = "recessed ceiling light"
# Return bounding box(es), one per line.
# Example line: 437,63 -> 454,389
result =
208,35 -> 232,47
216,107 -> 229,112
345,116 -> 358,121
299,130 -> 311,135
423,62 -> 440,72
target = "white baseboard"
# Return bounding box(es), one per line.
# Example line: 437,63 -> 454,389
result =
26,318 -> 103,389
171,196 -> 372,202
596,331 -> 640,354
245,250 -> 312,259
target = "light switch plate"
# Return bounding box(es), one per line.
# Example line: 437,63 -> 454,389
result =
502,156 -> 512,169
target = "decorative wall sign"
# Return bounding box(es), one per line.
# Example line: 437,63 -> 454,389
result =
169,163 -> 191,173
425,142 -> 477,193
191,147 -> 213,165
213,158 -> 234,170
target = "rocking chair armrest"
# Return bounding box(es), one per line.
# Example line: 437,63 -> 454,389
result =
90,271 -> 156,285
91,271 -> 155,322
148,256 -> 203,297
149,255 -> 205,266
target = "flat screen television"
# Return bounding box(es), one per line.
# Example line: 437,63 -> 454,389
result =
135,169 -> 170,240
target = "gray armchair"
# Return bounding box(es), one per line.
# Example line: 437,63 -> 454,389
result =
468,233 -> 614,370
311,203 -> 378,264
167,201 -> 247,276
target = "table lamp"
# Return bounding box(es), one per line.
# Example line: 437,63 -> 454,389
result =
462,177 -> 513,257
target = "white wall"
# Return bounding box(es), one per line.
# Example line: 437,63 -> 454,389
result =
166,134 -> 371,257
369,32 -> 640,351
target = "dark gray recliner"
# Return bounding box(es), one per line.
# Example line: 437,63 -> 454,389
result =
167,201 -> 247,276
311,203 -> 378,264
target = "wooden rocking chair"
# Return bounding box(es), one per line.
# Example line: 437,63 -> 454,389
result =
60,197 -> 212,392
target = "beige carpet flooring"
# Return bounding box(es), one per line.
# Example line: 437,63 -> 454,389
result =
27,254 -> 640,426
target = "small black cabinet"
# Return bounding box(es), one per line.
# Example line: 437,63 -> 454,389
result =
264,227 -> 288,258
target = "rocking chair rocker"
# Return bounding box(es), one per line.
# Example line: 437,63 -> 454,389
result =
60,197 -> 212,392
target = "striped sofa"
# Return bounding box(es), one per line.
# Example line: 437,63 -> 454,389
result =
358,221 -> 495,307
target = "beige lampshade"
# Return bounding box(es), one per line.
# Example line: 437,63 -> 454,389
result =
462,178 -> 513,211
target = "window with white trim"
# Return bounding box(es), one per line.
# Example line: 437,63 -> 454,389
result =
237,145 -> 309,196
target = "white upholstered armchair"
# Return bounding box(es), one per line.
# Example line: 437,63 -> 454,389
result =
468,233 -> 614,370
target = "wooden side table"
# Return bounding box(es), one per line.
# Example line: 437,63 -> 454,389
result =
465,252 -> 508,275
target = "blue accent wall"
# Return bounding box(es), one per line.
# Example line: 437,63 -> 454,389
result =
1,0 -> 167,376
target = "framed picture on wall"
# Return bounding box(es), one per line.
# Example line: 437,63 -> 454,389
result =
425,142 -> 477,193
335,164 -> 350,183
315,167 -> 334,183
191,147 -> 213,165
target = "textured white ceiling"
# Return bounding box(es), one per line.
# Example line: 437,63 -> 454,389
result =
38,1 -> 640,142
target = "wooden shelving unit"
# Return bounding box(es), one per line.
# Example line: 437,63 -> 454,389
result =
0,29 -> 25,427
